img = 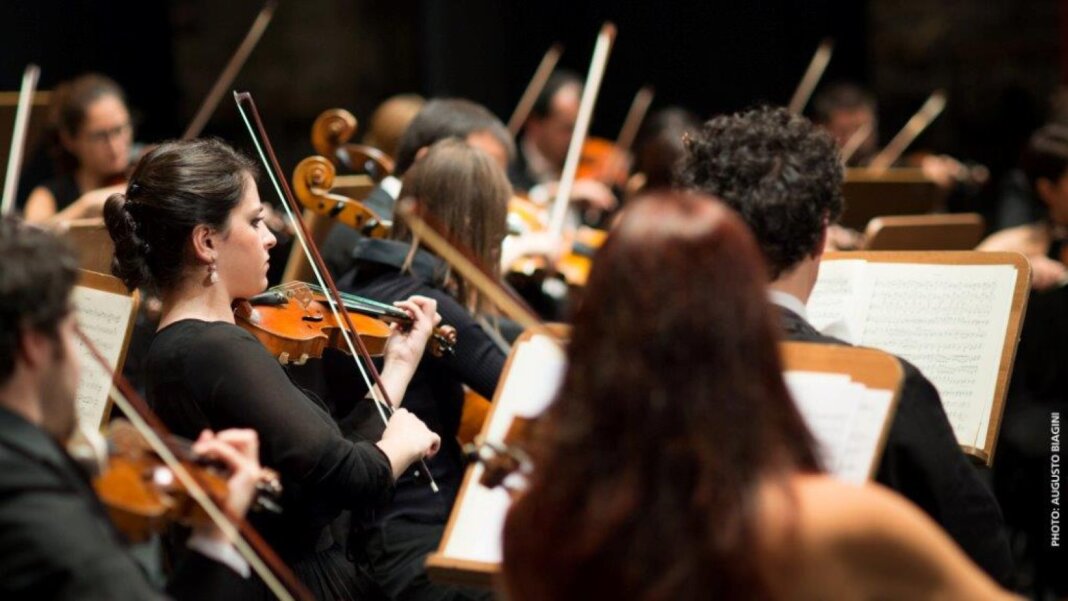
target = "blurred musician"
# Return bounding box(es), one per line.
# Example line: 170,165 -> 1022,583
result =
507,70 -> 616,217
22,74 -> 132,224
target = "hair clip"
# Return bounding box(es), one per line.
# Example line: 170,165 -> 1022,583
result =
127,182 -> 141,196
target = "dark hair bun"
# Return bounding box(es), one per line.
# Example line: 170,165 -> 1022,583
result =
103,192 -> 151,291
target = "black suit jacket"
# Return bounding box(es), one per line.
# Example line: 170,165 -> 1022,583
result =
778,307 -> 1015,586
0,408 -> 244,600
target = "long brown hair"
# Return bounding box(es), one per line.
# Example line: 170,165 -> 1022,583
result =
393,138 -> 510,311
502,191 -> 821,601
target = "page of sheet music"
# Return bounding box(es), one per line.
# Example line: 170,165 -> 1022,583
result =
72,286 -> 134,429
785,371 -> 894,484
442,335 -> 566,564
857,263 -> 1015,446
806,260 -> 870,344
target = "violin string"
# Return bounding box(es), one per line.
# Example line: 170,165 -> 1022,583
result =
76,326 -> 305,601
235,93 -> 440,492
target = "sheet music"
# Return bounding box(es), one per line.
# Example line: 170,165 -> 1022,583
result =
442,334 -> 566,564
785,370 -> 894,484
808,260 -> 1017,448
72,286 -> 134,429
857,263 -> 1015,446
806,260 -> 869,343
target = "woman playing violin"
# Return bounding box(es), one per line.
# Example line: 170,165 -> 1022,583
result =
24,73 -> 133,224
103,138 -> 441,599
329,138 -> 508,601
503,192 -> 1017,601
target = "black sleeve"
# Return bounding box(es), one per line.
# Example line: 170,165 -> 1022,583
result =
425,288 -> 507,400
184,325 -> 393,508
0,481 -> 167,600
875,360 -> 1015,586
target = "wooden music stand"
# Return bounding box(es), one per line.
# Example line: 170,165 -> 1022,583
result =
74,270 -> 140,429
426,336 -> 903,588
60,217 -> 115,275
818,251 -> 1031,464
780,341 -> 902,481
840,168 -> 946,231
864,213 -> 985,251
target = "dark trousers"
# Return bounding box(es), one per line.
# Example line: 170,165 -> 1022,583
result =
358,519 -> 495,601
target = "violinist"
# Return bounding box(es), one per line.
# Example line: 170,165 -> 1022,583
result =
103,138 -> 442,599
0,216 -> 263,599
980,123 -> 1068,289
502,192 -> 1018,601
507,70 -> 617,218
22,74 -> 133,224
811,82 -> 981,192
331,139 -> 508,601
677,106 -> 1014,585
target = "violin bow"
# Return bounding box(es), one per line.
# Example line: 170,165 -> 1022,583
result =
788,38 -> 833,115
74,326 -> 312,601
507,43 -> 564,136
840,120 -> 873,165
868,90 -> 947,173
1,64 -> 40,215
181,1 -> 278,140
234,91 -> 439,492
547,22 -> 617,241
615,85 -> 654,155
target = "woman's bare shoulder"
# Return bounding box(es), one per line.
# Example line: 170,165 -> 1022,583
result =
762,475 -> 1017,600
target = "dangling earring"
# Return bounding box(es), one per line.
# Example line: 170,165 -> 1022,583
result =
208,261 -> 219,285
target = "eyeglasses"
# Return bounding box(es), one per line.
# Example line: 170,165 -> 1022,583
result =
82,122 -> 133,145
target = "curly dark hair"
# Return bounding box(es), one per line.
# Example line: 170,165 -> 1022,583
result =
677,106 -> 843,278
0,217 -> 79,384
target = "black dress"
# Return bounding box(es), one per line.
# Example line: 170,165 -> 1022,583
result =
145,320 -> 395,600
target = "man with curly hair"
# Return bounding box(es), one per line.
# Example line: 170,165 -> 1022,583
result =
678,106 -> 1015,587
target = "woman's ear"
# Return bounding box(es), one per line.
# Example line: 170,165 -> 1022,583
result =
190,224 -> 216,264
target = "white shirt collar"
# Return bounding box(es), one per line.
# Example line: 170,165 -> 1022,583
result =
767,289 -> 808,321
380,175 -> 402,199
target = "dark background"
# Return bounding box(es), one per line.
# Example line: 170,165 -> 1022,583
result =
0,0 -> 1062,211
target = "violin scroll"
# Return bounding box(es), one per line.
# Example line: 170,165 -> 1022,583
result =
311,108 -> 357,158
292,156 -> 389,237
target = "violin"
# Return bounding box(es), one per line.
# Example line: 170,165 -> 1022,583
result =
233,282 -> 456,366
88,419 -> 283,543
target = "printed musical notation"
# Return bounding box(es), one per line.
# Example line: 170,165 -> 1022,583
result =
73,286 -> 135,430
808,261 -> 1016,447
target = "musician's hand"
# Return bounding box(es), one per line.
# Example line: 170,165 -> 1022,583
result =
1029,255 -> 1068,290
501,231 -> 563,270
193,429 -> 261,519
571,178 -> 618,212
377,408 -> 441,479
384,296 -> 440,370
824,224 -> 865,251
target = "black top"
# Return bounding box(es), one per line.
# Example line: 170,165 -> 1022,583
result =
0,407 -> 244,600
328,238 -> 506,525
36,173 -> 81,212
321,183 -> 397,279
145,320 -> 394,598
777,306 -> 1015,586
